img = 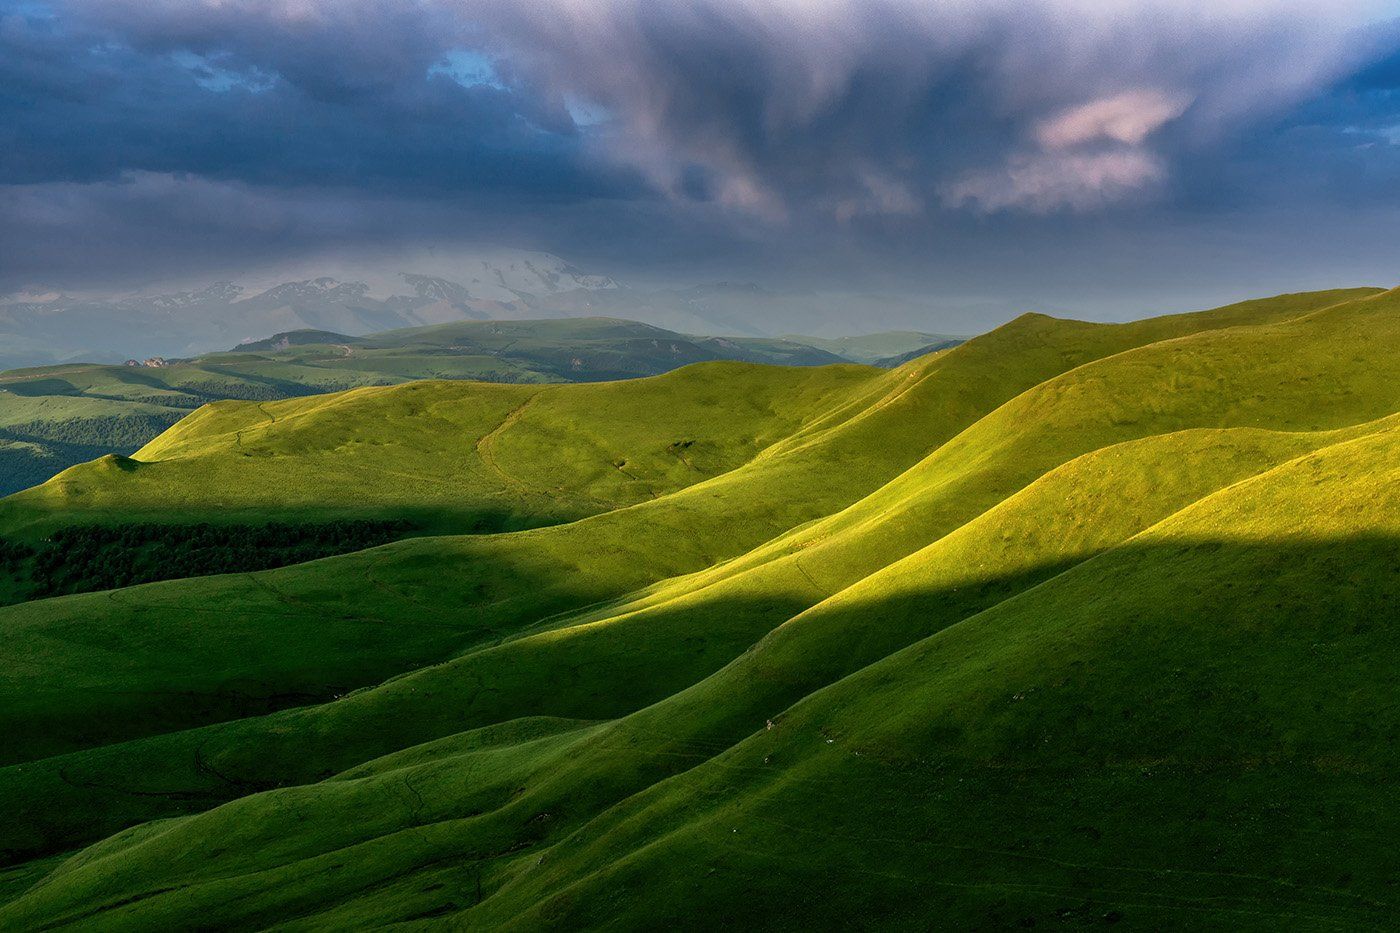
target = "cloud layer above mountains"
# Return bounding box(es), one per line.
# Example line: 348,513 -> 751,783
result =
4,0 -> 1400,316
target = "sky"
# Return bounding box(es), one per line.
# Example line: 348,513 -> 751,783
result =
4,0 -> 1400,322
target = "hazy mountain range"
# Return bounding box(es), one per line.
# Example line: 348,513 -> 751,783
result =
0,251 -> 983,370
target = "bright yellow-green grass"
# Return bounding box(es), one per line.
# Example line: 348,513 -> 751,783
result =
0,286 -> 1396,929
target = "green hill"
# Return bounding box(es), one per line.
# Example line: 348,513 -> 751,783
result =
0,286 -> 1397,929
234,330 -> 362,351
0,318 -> 865,499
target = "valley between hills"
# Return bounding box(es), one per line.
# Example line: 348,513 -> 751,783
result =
0,286 -> 1398,928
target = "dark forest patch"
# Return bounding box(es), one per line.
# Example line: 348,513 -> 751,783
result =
0,519 -> 415,603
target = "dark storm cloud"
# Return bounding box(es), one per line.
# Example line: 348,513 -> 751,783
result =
0,3 -> 624,195
3,0 -> 1400,306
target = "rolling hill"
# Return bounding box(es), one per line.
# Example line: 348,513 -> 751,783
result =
0,318 -> 933,499
0,286 -> 1396,929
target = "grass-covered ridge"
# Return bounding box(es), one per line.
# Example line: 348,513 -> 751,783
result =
0,286 -> 1396,929
0,360 -> 874,541
0,317 -> 938,498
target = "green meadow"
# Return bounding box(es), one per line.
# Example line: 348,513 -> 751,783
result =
0,286 -> 1397,928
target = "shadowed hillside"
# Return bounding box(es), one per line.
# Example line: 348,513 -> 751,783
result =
0,287 -> 1396,929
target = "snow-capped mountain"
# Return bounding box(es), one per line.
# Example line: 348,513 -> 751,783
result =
247,279 -> 370,306
137,282 -> 246,311
437,255 -> 620,302
0,248 -> 974,369
402,275 -> 473,303
225,251 -> 621,307
0,252 -> 628,366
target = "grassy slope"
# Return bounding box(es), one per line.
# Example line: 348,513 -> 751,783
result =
3,288 -> 1339,766
0,363 -> 883,765
0,362 -> 875,538
0,287 -> 1396,928
0,327 -> 1048,773
0,289 -> 1364,502
0,288 -> 1375,749
478,422 -> 1400,931
0,317 -> 854,498
7,413 -> 1396,930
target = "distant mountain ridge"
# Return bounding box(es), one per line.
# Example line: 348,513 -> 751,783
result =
234,329 -> 361,351
0,252 -> 972,369
0,252 -> 627,369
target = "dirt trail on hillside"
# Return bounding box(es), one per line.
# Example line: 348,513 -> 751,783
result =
475,394 -> 539,495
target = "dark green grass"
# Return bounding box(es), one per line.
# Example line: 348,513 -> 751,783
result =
7,531 -> 1397,929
